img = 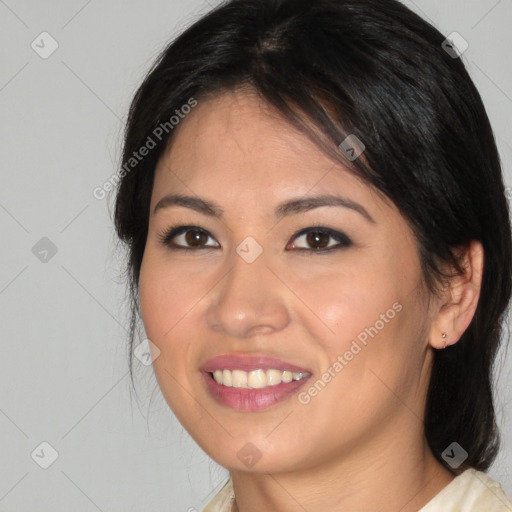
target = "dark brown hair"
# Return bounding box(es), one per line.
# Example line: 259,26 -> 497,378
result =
113,0 -> 512,474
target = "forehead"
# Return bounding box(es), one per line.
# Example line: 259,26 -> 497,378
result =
156,89 -> 333,176
151,89 -> 392,219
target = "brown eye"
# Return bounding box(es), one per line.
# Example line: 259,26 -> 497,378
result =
158,225 -> 220,250
305,231 -> 330,249
185,229 -> 209,247
287,227 -> 352,252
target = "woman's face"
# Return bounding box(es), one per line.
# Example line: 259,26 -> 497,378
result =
138,89 -> 436,474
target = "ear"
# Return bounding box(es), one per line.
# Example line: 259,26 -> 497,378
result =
428,240 -> 484,350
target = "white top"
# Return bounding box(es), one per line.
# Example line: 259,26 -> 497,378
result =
202,468 -> 512,511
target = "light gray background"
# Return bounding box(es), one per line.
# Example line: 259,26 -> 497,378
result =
0,1 -> 511,510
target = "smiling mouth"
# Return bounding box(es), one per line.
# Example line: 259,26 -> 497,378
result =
200,354 -> 312,411
202,369 -> 311,412
209,368 -> 310,389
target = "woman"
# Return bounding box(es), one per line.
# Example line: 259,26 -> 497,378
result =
113,0 -> 512,510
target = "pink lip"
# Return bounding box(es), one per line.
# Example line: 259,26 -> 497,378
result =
200,354 -> 310,373
200,354 -> 311,412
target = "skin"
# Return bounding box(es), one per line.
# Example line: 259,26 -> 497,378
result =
138,88 -> 483,512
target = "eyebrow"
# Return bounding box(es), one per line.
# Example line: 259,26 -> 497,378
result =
153,193 -> 375,223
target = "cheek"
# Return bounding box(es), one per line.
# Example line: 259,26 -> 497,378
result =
137,254 -> 198,389
138,254 -> 202,416
287,252 -> 422,411
138,260 -> 168,341
293,270 -> 422,429
138,252 -> 202,339
286,257 -> 404,352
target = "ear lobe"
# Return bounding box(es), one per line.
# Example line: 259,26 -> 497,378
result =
428,240 -> 484,350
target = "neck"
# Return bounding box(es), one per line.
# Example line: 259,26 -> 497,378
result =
230,429 -> 455,512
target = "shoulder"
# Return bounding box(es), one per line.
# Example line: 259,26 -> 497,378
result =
420,468 -> 512,512
201,471 -> 512,512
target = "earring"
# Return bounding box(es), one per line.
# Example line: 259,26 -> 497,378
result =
441,332 -> 447,349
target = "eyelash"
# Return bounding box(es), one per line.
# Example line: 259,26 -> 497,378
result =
157,224 -> 352,254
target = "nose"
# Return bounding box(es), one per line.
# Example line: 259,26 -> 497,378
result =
204,245 -> 290,339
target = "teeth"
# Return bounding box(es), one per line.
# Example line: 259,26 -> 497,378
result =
266,369 -> 282,386
247,369 -> 266,389
232,369 -> 247,388
282,371 -> 292,383
222,369 -> 232,387
211,369 -> 308,388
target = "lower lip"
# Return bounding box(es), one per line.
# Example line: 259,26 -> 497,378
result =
202,372 -> 310,412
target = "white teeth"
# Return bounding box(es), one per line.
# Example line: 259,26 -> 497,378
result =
210,368 -> 308,388
247,369 -> 267,389
266,369 -> 282,386
213,370 -> 223,385
222,369 -> 232,387
231,369 -> 248,388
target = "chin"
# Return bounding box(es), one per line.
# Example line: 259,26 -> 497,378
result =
198,435 -> 303,474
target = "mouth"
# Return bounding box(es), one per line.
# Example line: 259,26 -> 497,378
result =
209,368 -> 308,388
200,354 -> 312,411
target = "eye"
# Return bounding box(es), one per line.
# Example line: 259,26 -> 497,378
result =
157,224 -> 352,253
286,226 -> 352,252
157,225 -> 220,250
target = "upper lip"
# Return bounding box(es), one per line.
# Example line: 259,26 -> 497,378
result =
200,354 -> 311,374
